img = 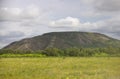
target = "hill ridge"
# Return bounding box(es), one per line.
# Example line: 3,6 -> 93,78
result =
3,31 -> 120,50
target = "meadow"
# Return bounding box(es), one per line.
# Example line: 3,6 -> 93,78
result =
0,57 -> 120,79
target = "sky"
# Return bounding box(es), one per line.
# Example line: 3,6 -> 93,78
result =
0,0 -> 120,48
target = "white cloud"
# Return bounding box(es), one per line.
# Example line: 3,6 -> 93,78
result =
49,17 -> 98,31
49,17 -> 80,27
0,5 -> 41,21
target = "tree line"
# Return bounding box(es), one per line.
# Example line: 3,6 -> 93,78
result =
0,47 -> 120,57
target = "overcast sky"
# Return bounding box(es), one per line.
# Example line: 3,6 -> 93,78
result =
0,0 -> 120,48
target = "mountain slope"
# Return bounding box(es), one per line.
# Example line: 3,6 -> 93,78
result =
3,32 -> 120,50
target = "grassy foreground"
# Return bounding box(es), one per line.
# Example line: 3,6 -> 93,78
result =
0,57 -> 120,79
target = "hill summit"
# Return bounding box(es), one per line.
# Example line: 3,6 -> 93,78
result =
3,32 -> 120,50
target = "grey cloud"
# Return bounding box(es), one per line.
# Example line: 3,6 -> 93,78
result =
0,31 -> 25,48
97,16 -> 120,33
93,16 -> 120,39
0,31 -> 25,43
104,32 -> 120,40
0,31 -> 25,38
94,0 -> 120,12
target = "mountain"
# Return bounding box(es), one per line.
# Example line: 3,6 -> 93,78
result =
3,32 -> 120,50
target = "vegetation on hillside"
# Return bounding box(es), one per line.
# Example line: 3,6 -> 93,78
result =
0,47 -> 120,57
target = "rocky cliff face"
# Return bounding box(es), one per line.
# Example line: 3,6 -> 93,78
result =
3,32 -> 120,50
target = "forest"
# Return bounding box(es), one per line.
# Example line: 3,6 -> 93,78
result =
0,47 -> 120,57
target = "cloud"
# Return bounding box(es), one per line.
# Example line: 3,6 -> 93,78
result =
94,0 -> 120,12
78,0 -> 120,20
96,15 -> 120,33
0,31 -> 25,48
0,8 -> 21,21
0,31 -> 25,38
49,17 -> 80,27
20,5 -> 40,19
0,21 -> 34,38
49,17 -> 98,31
0,5 -> 40,21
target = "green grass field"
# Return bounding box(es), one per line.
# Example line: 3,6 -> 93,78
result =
0,57 -> 120,79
